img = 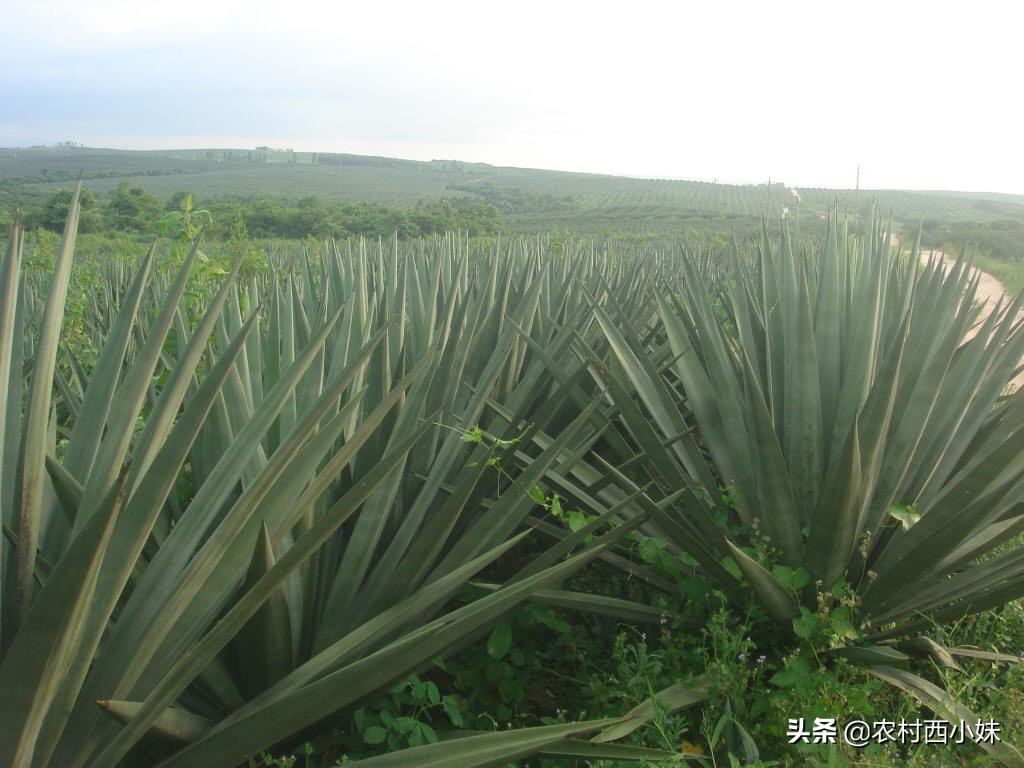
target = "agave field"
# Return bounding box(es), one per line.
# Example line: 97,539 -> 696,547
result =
2,185 -> 1024,767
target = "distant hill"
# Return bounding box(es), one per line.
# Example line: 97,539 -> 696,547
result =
3,145 -> 1024,235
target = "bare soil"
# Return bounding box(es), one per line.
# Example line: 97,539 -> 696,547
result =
913,245 -> 1024,391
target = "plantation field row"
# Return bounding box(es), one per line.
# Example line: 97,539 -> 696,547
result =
4,146 -> 1024,234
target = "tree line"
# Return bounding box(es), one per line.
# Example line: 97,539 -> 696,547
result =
22,181 -> 507,240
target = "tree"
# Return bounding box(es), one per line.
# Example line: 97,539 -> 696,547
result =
104,180 -> 163,231
32,188 -> 102,233
165,190 -> 194,212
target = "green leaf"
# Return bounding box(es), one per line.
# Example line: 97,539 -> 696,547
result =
93,408 -> 435,768
392,717 -> 418,735
804,414 -> 864,588
60,241 -> 155,486
83,303 -> 350,720
10,181 -> 81,631
73,232 -> 205,533
153,522 -> 641,768
896,637 -> 963,671
341,718 -> 625,767
829,607 -> 859,641
233,522 -> 294,698
593,678 -> 710,743
724,541 -> 800,626
486,621 -> 513,660
498,677 -> 524,704
415,721 -> 437,745
425,682 -> 440,705
867,665 -> 1024,767
541,740 -> 688,761
0,464 -> 128,766
549,493 -> 563,519
792,607 -> 821,639
0,217 -> 23,583
721,557 -> 742,581
52,305 -> 262,764
442,698 -> 464,727
527,588 -> 663,624
888,504 -> 920,532
529,483 -> 547,504
96,701 -> 213,743
833,644 -> 910,666
771,565 -> 810,591
769,656 -> 812,688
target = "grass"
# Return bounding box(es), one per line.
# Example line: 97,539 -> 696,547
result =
973,253 -> 1024,297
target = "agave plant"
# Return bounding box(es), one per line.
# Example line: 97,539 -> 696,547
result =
554,215 -> 1024,763
0,189 -> 715,767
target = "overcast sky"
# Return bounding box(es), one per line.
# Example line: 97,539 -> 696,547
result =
3,0 -> 1021,193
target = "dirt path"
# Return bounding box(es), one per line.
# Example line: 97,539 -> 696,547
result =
907,241 -> 1024,390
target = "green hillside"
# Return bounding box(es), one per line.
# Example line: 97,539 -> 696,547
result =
4,144 -> 1024,235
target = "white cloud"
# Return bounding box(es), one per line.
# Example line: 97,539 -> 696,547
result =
4,0 -> 1024,193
